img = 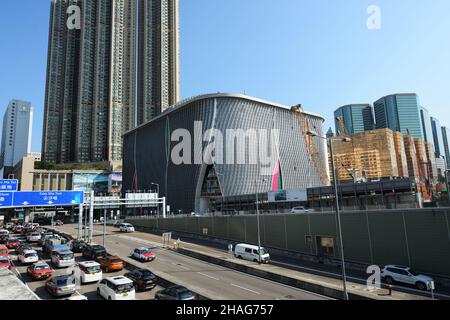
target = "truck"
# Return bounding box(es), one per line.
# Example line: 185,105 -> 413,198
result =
43,238 -> 71,253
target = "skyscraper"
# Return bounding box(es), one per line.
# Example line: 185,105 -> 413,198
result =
334,104 -> 374,135
138,0 -> 180,125
373,93 -> 424,140
441,126 -> 450,170
420,106 -> 434,143
0,100 -> 33,178
431,117 -> 445,158
43,0 -> 137,164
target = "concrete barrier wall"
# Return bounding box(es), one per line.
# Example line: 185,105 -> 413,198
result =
127,208 -> 450,277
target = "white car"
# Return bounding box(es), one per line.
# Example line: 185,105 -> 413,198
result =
290,206 -> 314,214
0,229 -> 9,236
66,294 -> 88,300
76,261 -> 103,284
381,265 -> 434,291
27,232 -> 41,243
119,223 -> 135,233
18,250 -> 39,265
97,276 -> 136,300
50,250 -> 75,268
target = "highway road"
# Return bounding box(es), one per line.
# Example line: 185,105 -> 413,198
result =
8,234 -> 162,300
55,224 -> 330,300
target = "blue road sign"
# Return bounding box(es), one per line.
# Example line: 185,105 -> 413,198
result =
0,179 -> 18,192
12,191 -> 84,207
0,192 -> 13,208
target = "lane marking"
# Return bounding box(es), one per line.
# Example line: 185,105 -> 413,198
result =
198,272 -> 220,281
230,283 -> 261,295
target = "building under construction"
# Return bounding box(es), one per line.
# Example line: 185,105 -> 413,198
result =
331,128 -> 438,202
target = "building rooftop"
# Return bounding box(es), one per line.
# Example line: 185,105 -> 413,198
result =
125,93 -> 325,137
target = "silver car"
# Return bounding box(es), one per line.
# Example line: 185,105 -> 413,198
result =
46,275 -> 76,297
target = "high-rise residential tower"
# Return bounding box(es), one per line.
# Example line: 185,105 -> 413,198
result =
138,0 -> 180,125
373,93 -> 425,140
42,0 -> 137,164
0,100 -> 33,178
334,104 -> 374,135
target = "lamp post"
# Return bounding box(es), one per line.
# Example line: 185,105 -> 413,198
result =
306,130 -> 351,300
255,178 -> 267,264
445,170 -> 450,207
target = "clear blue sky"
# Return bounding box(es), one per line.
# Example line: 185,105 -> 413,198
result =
1,0 -> 449,152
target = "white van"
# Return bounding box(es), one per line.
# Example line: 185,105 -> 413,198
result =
97,276 -> 136,300
234,244 -> 270,263
50,250 -> 75,268
77,261 -> 103,284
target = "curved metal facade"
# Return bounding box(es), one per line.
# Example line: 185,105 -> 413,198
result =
123,94 -> 328,213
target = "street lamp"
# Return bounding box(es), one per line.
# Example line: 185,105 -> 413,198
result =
306,130 -> 351,300
255,178 -> 267,264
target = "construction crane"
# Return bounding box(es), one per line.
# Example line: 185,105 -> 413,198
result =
291,105 -> 329,185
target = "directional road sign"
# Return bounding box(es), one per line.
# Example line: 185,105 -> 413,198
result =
0,179 -> 18,192
12,191 -> 84,207
0,192 -> 13,208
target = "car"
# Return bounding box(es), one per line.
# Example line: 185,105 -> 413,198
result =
0,245 -> 8,257
155,285 -> 197,300
45,275 -> 76,297
38,233 -> 55,246
16,243 -> 34,256
18,249 -> 39,265
97,255 -> 124,273
44,237 -> 70,253
97,276 -> 136,300
26,232 -> 42,243
27,262 -> 54,280
55,220 -> 64,226
5,222 -> 15,230
13,225 -> 23,234
50,250 -> 75,268
234,243 -> 270,263
381,265 -> 434,291
119,223 -> 135,233
124,269 -> 158,291
0,235 -> 9,244
0,256 -> 12,270
0,229 -> 9,236
290,206 -> 315,214
82,245 -> 107,260
71,240 -> 88,253
131,247 -> 155,262
75,261 -> 103,284
6,238 -> 21,250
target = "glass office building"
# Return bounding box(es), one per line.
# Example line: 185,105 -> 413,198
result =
374,94 -> 424,140
441,126 -> 450,170
334,104 -> 374,135
431,117 -> 446,158
420,107 -> 434,143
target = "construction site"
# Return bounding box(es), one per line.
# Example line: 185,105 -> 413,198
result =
329,116 -> 445,205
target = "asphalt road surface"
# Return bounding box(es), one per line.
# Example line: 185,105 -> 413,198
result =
55,224 -> 331,300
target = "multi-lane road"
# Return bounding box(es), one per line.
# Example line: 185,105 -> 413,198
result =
52,224 -> 330,300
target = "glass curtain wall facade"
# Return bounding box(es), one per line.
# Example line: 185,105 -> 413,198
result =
441,126 -> 450,170
334,104 -> 374,135
431,117 -> 446,158
374,94 -> 424,140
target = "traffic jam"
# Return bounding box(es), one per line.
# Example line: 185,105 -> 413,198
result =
0,221 -> 198,300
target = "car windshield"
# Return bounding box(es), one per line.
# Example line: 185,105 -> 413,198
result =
110,258 -> 122,263
25,253 -> 37,258
60,253 -> 74,260
140,249 -> 150,254
0,249 -> 7,255
142,271 -> 156,279
260,248 -> 268,255
56,278 -> 70,286
115,283 -> 133,293
35,264 -> 50,270
0,258 -> 9,263
178,290 -> 195,299
86,266 -> 101,273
